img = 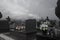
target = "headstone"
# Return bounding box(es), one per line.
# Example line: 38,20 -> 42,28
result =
0,20 -> 9,33
25,19 -> 36,40
25,19 -> 36,33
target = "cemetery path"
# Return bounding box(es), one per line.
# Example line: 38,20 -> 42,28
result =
0,33 -> 15,40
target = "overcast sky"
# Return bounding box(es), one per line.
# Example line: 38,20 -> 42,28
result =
0,0 -> 59,20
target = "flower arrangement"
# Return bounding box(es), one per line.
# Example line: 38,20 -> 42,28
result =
40,22 -> 48,31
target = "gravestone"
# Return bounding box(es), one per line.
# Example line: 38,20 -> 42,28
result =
25,19 -> 36,40
0,20 -> 9,33
25,19 -> 36,33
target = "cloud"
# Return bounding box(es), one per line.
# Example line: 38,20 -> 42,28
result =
0,0 -> 58,20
